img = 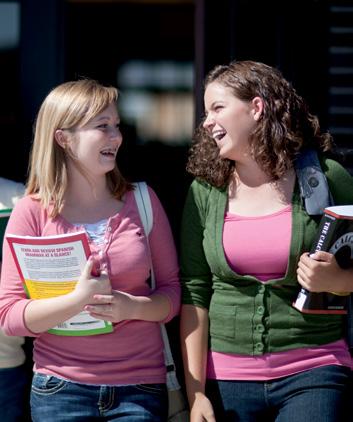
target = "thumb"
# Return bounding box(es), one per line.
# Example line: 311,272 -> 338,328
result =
82,256 -> 95,278
99,268 -> 108,278
309,250 -> 333,262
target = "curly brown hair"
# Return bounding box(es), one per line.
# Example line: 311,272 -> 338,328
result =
187,60 -> 333,187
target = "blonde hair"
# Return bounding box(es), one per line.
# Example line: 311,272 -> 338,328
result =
26,79 -> 132,217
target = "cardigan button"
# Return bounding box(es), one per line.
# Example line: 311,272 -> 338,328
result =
255,342 -> 264,351
256,306 -> 265,315
256,325 -> 264,333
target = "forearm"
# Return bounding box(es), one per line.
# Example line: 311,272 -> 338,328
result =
129,292 -> 171,322
180,304 -> 209,407
24,291 -> 85,333
85,290 -> 172,323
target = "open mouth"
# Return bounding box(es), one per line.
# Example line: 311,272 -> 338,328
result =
212,130 -> 226,142
100,148 -> 116,157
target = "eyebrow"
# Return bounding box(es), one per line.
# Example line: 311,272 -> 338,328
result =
93,115 -> 120,123
211,100 -> 225,107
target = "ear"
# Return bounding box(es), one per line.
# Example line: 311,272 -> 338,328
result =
54,129 -> 68,149
251,96 -> 264,121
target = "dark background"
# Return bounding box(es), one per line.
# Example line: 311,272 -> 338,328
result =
2,0 -> 353,232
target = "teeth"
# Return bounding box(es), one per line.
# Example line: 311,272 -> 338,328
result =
101,149 -> 115,155
212,130 -> 226,141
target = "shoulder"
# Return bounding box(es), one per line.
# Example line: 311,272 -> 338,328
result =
130,182 -> 167,223
10,195 -> 45,223
130,182 -> 163,209
6,195 -> 46,236
186,179 -> 226,207
320,156 -> 352,182
12,195 -> 41,210
0,178 -> 25,209
320,156 -> 353,203
320,156 -> 349,173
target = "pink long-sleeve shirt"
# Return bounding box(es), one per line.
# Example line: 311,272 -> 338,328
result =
0,187 -> 180,385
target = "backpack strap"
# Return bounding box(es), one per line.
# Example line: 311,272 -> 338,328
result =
294,149 -> 334,215
133,182 -> 181,390
133,182 -> 153,238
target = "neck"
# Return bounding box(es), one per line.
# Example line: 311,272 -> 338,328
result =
233,158 -> 272,187
65,166 -> 111,206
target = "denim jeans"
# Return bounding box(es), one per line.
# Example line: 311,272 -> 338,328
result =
30,373 -> 168,421
0,364 -> 28,422
206,365 -> 351,422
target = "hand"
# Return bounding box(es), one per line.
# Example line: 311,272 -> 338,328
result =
72,257 -> 112,306
190,394 -> 216,422
84,290 -> 138,323
297,251 -> 345,292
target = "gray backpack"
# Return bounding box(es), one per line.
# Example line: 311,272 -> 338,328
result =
295,149 -> 333,215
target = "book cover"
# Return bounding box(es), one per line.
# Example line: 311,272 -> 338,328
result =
293,205 -> 353,314
0,208 -> 12,260
6,231 -> 113,336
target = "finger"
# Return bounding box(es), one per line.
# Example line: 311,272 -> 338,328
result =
81,256 -> 95,278
300,252 -> 313,264
90,262 -> 101,277
297,273 -> 309,290
296,267 -> 303,281
92,294 -> 114,303
309,251 -> 333,262
297,267 -> 308,284
297,259 -> 311,273
98,269 -> 110,281
85,304 -> 113,313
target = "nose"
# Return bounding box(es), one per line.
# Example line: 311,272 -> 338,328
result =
110,126 -> 122,143
203,113 -> 215,130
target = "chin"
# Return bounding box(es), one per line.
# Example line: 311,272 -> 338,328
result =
218,149 -> 232,160
100,162 -> 116,171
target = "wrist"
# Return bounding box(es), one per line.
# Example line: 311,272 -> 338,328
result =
128,295 -> 147,320
330,268 -> 353,294
67,289 -> 89,310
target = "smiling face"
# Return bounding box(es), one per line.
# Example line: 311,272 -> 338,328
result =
59,102 -> 122,177
203,81 -> 263,161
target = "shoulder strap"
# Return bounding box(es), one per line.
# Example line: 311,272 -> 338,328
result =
294,149 -> 334,215
133,182 -> 153,236
133,182 -> 181,390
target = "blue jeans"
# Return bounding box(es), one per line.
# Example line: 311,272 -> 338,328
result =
0,364 -> 28,422
206,365 -> 351,422
30,373 -> 168,421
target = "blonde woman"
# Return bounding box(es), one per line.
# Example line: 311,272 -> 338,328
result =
0,79 -> 180,421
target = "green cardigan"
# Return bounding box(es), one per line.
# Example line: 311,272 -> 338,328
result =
180,158 -> 353,355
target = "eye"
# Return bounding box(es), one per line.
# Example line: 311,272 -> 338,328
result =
97,123 -> 108,130
214,105 -> 223,112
